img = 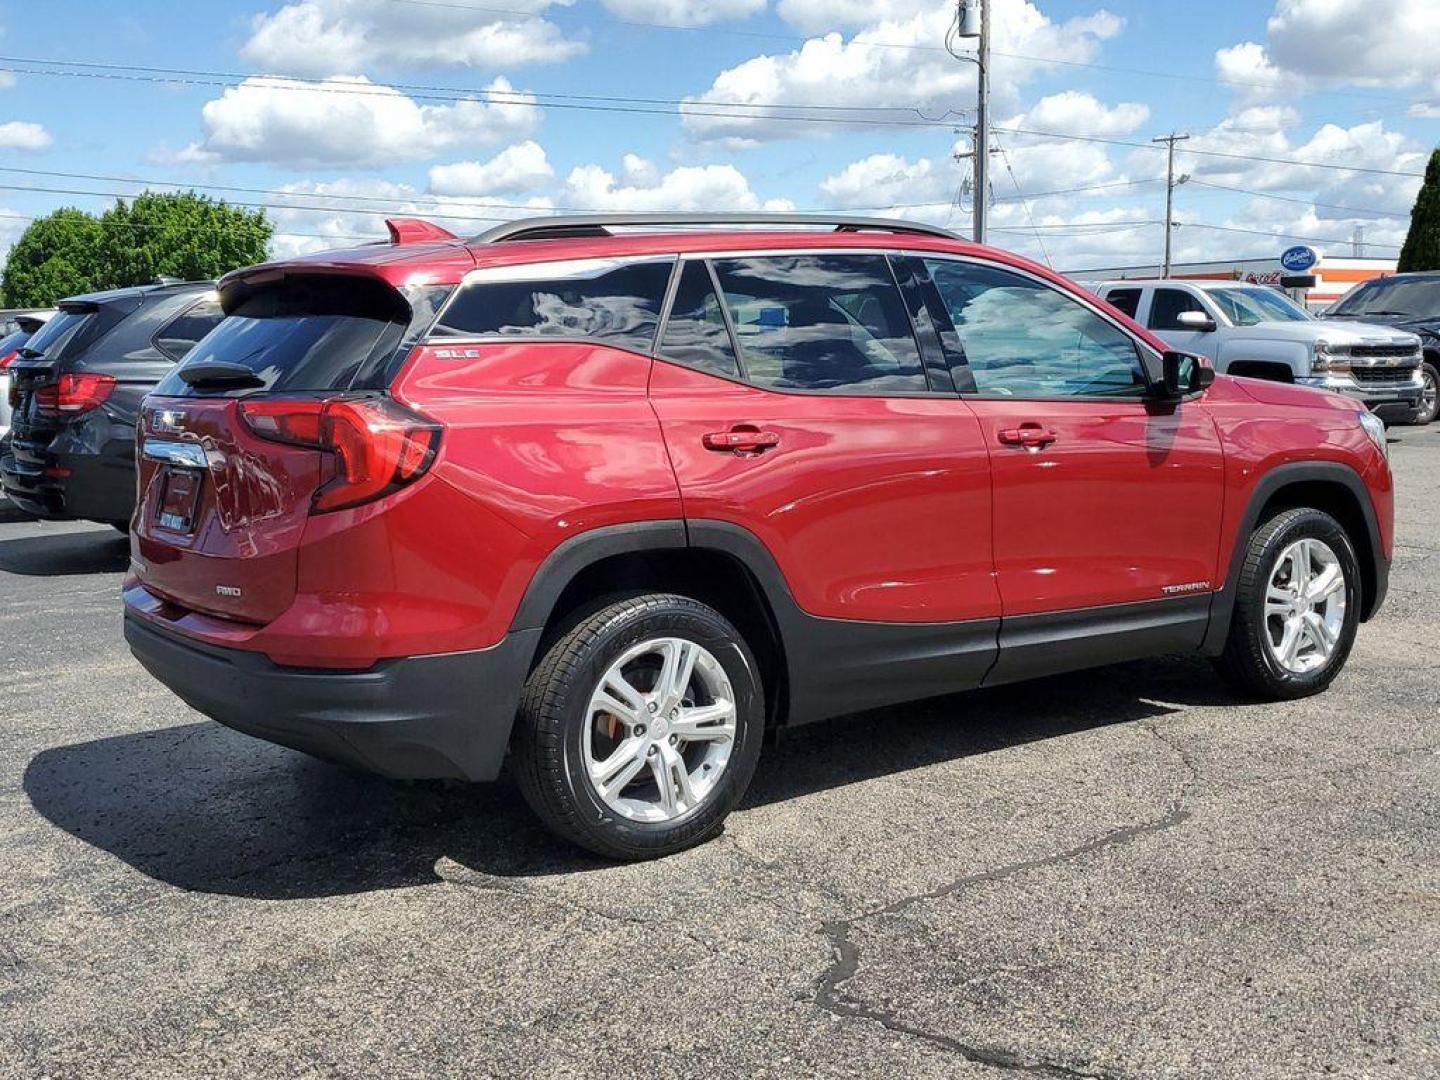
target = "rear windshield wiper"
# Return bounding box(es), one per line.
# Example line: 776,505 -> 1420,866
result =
177,361 -> 266,389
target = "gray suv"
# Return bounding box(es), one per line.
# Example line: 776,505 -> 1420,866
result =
1096,279 -> 1424,421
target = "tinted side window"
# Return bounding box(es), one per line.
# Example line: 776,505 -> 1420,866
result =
1105,288 -> 1141,319
1148,288 -> 1206,330
435,258 -> 672,356
658,261 -> 740,378
710,254 -> 926,393
154,297 -> 223,361
924,259 -> 1147,399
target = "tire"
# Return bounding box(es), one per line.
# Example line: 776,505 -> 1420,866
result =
1405,359 -> 1439,426
512,593 -> 765,860
1215,508 -> 1361,700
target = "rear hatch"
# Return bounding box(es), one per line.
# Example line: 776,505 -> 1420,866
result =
7,299 -> 132,456
134,272 -> 445,624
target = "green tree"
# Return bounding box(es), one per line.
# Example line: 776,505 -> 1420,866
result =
2,192 -> 273,307
1399,148 -> 1440,273
2,208 -> 107,308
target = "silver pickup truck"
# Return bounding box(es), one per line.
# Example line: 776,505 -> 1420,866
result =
1094,279 -> 1424,421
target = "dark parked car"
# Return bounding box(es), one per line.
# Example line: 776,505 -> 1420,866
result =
1325,271 -> 1440,425
2,282 -> 222,528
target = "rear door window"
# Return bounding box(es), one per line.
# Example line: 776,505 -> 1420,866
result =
709,254 -> 927,393
154,297 -> 224,361
434,257 -> 673,356
1104,288 -> 1142,319
154,275 -> 413,396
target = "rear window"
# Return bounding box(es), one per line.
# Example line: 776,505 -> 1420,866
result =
433,257 -> 673,356
154,276 -> 417,396
18,309 -> 95,361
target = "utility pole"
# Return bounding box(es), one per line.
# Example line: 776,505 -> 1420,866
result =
1153,132 -> 1190,277
1352,224 -> 1365,257
956,1 -> 989,244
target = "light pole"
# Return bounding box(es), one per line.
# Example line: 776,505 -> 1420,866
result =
1153,132 -> 1190,278
956,1 -> 989,245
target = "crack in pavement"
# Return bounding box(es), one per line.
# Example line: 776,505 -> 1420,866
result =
812,722 -> 1201,1079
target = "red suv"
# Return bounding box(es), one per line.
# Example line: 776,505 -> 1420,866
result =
124,213 -> 1393,859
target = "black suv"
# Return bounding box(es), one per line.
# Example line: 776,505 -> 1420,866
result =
1,282 -> 222,527
1326,271 -> 1440,426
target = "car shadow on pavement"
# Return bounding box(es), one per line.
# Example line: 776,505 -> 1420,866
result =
0,529 -> 129,576
23,656 -> 1238,900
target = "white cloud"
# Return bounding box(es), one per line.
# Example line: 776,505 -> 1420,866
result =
820,154 -> 948,208
682,0 -> 1124,143
601,0 -> 765,27
172,75 -> 540,167
1005,90 -> 1148,138
1215,0 -> 1440,98
562,157 -> 792,211
0,121 -> 51,152
242,0 -> 582,78
428,141 -> 554,196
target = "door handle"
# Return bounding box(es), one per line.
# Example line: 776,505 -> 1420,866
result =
702,427 -> 781,453
997,425 -> 1058,450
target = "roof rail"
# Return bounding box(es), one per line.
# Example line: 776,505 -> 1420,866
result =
470,212 -> 961,245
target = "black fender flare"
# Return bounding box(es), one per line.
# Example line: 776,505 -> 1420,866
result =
1202,460 -> 1387,654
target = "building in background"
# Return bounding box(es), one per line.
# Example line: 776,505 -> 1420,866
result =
1067,248 -> 1396,311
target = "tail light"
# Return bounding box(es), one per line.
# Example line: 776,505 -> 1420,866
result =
239,396 -> 441,513
0,350 -> 18,369
34,373 -> 117,416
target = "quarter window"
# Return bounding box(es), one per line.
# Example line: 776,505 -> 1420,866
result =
657,261 -> 741,379
710,254 -> 927,393
434,258 -> 672,356
155,297 -> 224,361
924,259 -> 1148,399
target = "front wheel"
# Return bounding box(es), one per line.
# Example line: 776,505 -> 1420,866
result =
1406,360 -> 1439,426
1215,508 -> 1361,699
512,594 -> 765,860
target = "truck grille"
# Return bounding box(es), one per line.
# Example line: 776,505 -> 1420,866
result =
1351,366 -> 1416,386
1350,344 -> 1416,359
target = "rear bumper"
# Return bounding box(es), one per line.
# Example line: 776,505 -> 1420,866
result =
0,423 -> 136,524
125,612 -> 541,781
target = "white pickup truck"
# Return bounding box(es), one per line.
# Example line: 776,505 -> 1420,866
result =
1093,279 -> 1425,421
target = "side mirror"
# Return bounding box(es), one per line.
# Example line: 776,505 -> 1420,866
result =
1158,351 -> 1215,399
1175,310 -> 1217,332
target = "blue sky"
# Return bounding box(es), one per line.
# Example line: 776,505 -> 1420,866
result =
0,0 -> 1434,271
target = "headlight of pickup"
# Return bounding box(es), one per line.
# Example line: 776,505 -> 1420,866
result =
1359,410 -> 1387,459
1312,339 -> 1349,372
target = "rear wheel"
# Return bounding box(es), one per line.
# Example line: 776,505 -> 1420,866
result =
512,594 -> 764,860
1215,508 -> 1360,699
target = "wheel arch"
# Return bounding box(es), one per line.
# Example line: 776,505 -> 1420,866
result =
510,520 -> 792,726
1203,461 -> 1387,654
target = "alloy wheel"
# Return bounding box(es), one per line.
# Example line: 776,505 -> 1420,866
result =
583,637 -> 737,823
1264,537 -> 1346,674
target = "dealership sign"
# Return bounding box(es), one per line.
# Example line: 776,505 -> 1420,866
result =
1280,245 -> 1319,272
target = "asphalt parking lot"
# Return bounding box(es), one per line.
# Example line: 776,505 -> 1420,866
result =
1,430 -> 1437,1080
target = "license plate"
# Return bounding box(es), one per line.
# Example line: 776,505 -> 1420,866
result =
157,467 -> 202,532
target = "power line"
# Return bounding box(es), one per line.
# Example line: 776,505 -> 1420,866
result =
1176,221 -> 1402,250
0,55 -> 1426,180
